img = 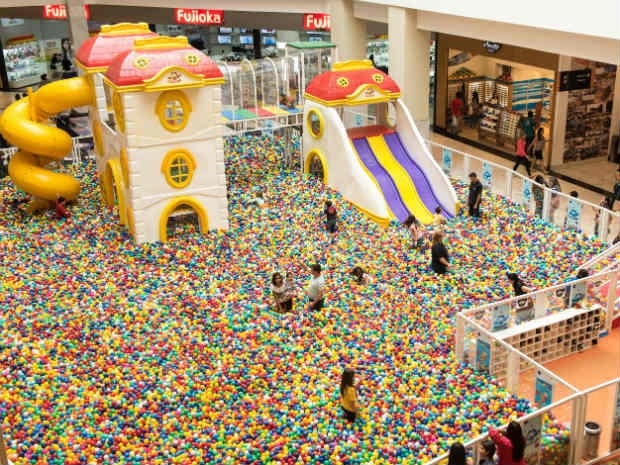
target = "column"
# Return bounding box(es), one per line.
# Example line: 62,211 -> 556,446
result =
550,55 -> 571,169
328,0 -> 366,62
608,70 -> 620,158
388,7 -> 431,137
66,0 -> 89,49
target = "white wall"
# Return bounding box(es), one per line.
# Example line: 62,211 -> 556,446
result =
365,0 -> 620,41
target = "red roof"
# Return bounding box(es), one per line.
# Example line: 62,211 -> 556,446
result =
76,23 -> 157,70
305,60 -> 400,103
105,37 -> 223,87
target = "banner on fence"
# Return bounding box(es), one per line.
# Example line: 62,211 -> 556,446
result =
441,148 -> 452,174
535,370 -> 554,407
566,198 -> 581,230
475,337 -> 491,374
491,303 -> 510,331
523,414 -> 543,465
514,296 -> 535,324
522,178 -> 532,208
482,161 -> 492,188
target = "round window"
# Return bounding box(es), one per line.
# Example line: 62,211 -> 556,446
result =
307,109 -> 324,139
155,91 -> 192,133
161,149 -> 197,189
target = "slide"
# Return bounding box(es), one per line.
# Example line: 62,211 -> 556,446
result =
351,134 -> 435,224
0,77 -> 94,205
383,132 -> 453,219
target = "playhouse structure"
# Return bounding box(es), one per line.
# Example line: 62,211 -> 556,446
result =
0,23 -> 229,244
302,60 -> 457,226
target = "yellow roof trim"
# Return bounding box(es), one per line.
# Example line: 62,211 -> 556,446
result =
99,22 -> 152,37
332,59 -> 375,72
133,36 -> 189,51
346,83 -> 394,100
303,91 -> 401,107
103,74 -> 224,93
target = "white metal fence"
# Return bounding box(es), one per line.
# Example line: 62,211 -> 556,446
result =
426,140 -> 620,243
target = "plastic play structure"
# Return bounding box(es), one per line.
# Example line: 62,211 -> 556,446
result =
0,77 -> 93,210
302,60 -> 457,226
0,24 -> 454,241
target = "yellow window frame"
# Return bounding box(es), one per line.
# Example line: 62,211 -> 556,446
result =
161,148 -> 197,189
155,90 -> 192,133
306,108 -> 324,139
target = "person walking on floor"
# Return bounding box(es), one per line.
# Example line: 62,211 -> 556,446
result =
610,169 -> 620,210
513,132 -> 532,177
520,111 -> 535,156
468,172 -> 483,218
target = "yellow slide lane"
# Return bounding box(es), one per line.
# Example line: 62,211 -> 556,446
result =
366,135 -> 434,224
0,77 -> 94,203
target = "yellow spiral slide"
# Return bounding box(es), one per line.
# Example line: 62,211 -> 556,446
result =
0,77 -> 93,208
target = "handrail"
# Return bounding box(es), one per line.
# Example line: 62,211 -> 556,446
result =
579,242 -> 620,271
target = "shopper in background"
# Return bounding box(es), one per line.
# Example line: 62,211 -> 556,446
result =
468,90 -> 481,128
450,91 -> 464,134
489,421 -> 526,465
520,111 -> 536,156
610,169 -> 620,210
512,132 -> 532,177
529,127 -> 546,171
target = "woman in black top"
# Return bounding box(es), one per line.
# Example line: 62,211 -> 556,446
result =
431,232 -> 449,274
506,272 -> 533,296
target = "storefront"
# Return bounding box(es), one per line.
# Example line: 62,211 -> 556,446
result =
0,13 -> 74,90
434,33 -> 559,167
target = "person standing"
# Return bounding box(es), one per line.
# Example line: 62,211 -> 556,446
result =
450,91 -> 464,134
324,200 -> 338,234
506,272 -> 533,296
431,232 -> 450,274
403,214 -> 425,249
610,169 -> 620,210
520,111 -> 535,155
489,421 -> 526,465
529,127 -> 546,171
468,172 -> 483,218
532,174 -> 546,218
306,263 -> 325,311
271,272 -> 293,313
340,367 -> 358,422
513,132 -> 532,177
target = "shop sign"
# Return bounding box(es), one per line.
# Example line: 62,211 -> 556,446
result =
303,13 -> 330,31
559,68 -> 592,91
483,41 -> 502,53
42,4 -> 91,20
174,8 -> 224,25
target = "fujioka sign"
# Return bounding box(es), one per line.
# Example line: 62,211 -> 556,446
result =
42,4 -> 91,20
174,8 -> 224,25
303,13 -> 330,31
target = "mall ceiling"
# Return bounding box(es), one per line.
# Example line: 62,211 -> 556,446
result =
0,6 -> 387,34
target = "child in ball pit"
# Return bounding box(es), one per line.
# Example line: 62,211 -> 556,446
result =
478,439 -> 496,465
447,442 -> 469,465
340,367 -> 358,423
55,195 -> 70,220
489,421 -> 526,465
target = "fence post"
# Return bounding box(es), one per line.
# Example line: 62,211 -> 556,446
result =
599,209 -> 610,242
505,171 -> 513,199
542,188 -> 551,222
462,155 -> 470,182
606,270 -> 618,334
505,349 -> 520,394
572,394 -> 588,464
455,314 -> 465,363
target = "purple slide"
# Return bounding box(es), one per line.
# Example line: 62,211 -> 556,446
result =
383,132 -> 453,218
352,137 -> 411,222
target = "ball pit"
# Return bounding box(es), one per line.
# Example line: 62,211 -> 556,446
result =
0,134 -> 606,464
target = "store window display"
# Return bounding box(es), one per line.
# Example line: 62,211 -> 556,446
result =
2,35 -> 46,89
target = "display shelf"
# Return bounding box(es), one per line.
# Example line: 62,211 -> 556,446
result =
497,110 -> 522,146
485,305 -> 602,378
478,104 -> 501,139
3,38 -> 45,89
